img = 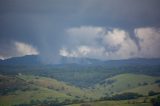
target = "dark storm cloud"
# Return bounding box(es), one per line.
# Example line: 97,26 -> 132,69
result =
0,0 -> 160,62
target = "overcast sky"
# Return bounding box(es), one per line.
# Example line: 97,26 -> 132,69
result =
0,0 -> 160,63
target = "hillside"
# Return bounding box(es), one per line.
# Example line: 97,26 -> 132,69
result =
0,55 -> 160,106
18,75 -> 93,98
1,73 -> 160,106
91,74 -> 160,97
1,56 -> 160,88
1,55 -> 160,66
67,100 -> 152,106
0,75 -> 73,106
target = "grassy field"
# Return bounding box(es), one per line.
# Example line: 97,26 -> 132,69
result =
0,75 -> 73,106
122,83 -> 160,95
18,75 -> 94,98
92,73 -> 160,97
0,73 -> 160,106
67,100 -> 152,106
0,87 -> 72,106
66,95 -> 159,106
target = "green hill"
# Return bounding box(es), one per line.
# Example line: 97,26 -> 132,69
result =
67,101 -> 152,106
1,73 -> 160,106
122,83 -> 160,95
92,73 -> 160,97
0,75 -> 73,106
18,74 -> 93,98
0,74 -> 96,106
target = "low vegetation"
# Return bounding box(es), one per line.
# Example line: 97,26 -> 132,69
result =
0,73 -> 160,106
0,59 -> 160,106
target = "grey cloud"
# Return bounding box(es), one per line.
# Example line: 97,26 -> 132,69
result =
135,27 -> 160,58
0,41 -> 38,59
0,0 -> 160,62
61,26 -> 160,60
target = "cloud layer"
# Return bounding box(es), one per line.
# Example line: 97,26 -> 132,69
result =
135,27 -> 160,58
0,0 -> 160,62
14,41 -> 39,56
0,41 -> 39,59
0,26 -> 160,61
60,26 -> 160,60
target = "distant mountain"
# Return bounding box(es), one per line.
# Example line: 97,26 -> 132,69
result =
0,55 -> 42,65
0,55 -> 160,88
0,55 -> 102,66
0,55 -> 160,66
60,56 -> 102,65
103,58 -> 160,66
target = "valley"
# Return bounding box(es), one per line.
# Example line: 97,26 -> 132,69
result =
0,56 -> 160,106
0,73 -> 160,106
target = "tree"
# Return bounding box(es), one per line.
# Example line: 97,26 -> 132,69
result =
101,92 -> 143,100
80,103 -> 91,106
151,96 -> 160,106
148,91 -> 160,96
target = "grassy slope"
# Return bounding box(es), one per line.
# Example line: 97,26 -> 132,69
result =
0,86 -> 72,106
122,83 -> 160,95
67,95 -> 160,106
0,74 -> 95,106
0,73 -> 160,106
67,100 -> 152,106
93,73 -> 160,97
18,75 -> 93,98
0,75 -> 73,106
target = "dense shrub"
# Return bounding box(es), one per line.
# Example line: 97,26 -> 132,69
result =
148,91 -> 160,96
80,103 -> 91,106
155,80 -> 160,83
101,92 -> 142,100
151,96 -> 160,106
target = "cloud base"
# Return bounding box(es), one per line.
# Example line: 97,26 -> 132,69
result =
60,26 -> 160,60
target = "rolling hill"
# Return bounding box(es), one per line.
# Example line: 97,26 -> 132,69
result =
92,74 -> 160,98
1,55 -> 160,88
1,73 -> 160,106
1,55 -> 160,66
0,75 -> 73,106
0,55 -> 160,106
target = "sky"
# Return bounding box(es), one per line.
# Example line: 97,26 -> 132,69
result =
0,0 -> 160,63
